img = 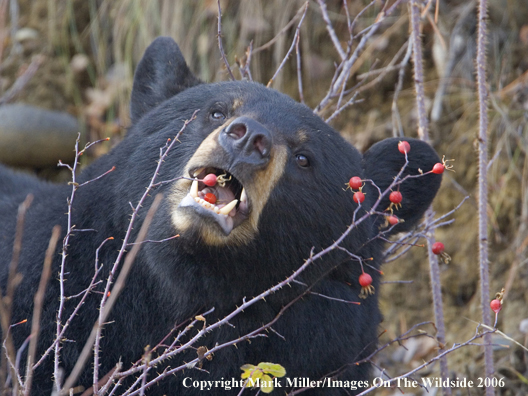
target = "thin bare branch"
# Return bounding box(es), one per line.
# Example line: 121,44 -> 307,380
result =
252,4 -> 307,54
316,0 -> 346,60
62,194 -> 163,394
267,2 -> 308,88
475,0 -> 495,391
0,194 -> 33,390
409,0 -> 429,140
216,0 -> 235,81
295,34 -> 304,104
24,225 -> 61,396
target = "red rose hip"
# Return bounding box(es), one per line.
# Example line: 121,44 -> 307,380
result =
349,176 -> 362,190
432,163 -> 445,174
203,173 -> 217,187
204,192 -> 217,204
490,299 -> 502,313
398,141 -> 411,154
432,242 -> 444,255
353,191 -> 365,204
389,191 -> 402,204
359,273 -> 372,287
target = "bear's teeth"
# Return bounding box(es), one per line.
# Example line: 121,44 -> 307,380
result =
190,180 -> 199,198
193,168 -> 204,177
240,188 -> 247,203
219,199 -> 238,215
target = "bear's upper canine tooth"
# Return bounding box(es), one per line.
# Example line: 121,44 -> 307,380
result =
193,168 -> 204,177
240,188 -> 247,203
219,199 -> 238,215
190,180 -> 199,198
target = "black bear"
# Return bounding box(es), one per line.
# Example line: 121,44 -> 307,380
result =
0,37 -> 441,395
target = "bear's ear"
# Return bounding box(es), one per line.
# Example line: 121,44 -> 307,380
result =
362,137 -> 442,235
130,37 -> 202,124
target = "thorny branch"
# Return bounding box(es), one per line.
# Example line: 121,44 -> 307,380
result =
54,136 -> 115,394
475,0 -> 495,393
62,112 -> 198,393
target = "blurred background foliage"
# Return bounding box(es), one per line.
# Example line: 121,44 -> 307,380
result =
1,0 -> 528,393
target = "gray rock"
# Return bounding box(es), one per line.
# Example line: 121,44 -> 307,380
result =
0,104 -> 79,167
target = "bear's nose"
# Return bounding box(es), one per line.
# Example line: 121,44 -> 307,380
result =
220,116 -> 272,166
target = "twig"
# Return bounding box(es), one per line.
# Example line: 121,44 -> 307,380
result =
61,194 -> 163,394
348,0 -> 377,40
54,136 -> 113,393
316,0 -> 346,60
325,92 -> 361,123
391,39 -> 413,137
356,40 -> 409,93
24,226 -> 61,396
267,2 -> 308,88
32,251 -> 104,369
475,0 -> 495,392
62,112 -> 197,394
409,2 -> 452,391
295,34 -> 304,104
315,0 -> 404,114
252,4 -> 307,54
216,0 -> 235,80
0,194 -> 33,390
11,332 -> 28,391
425,210 -> 450,396
77,166 -> 116,188
238,41 -> 253,81
409,0 -> 429,140
355,326 -> 497,395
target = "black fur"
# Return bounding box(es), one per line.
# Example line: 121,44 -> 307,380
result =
0,37 -> 441,395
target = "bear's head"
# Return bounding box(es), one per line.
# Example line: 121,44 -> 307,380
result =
113,37 -> 441,299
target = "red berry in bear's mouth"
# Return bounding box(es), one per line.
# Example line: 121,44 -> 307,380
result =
398,141 -> 411,154
353,191 -> 365,204
348,176 -> 362,190
203,173 -> 217,187
389,191 -> 402,204
204,193 -> 217,204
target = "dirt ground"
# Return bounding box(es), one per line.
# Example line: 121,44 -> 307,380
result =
1,0 -> 527,395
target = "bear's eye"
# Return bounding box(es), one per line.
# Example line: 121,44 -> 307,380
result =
296,154 -> 310,168
211,110 -> 226,121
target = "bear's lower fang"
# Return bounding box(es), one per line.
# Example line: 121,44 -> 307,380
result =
179,194 -> 235,234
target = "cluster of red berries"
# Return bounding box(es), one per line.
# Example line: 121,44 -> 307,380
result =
350,141 -> 456,299
202,174 -> 218,204
347,176 -> 365,204
384,191 -> 403,227
399,140 -> 453,175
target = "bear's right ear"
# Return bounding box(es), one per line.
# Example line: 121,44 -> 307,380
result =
130,37 -> 202,124
362,137 -> 442,235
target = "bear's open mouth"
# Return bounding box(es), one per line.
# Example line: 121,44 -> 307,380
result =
178,167 -> 250,234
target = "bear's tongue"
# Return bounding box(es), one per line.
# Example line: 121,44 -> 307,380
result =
200,186 -> 235,204
189,179 -> 238,217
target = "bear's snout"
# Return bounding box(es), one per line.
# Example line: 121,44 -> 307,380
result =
220,116 -> 272,167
